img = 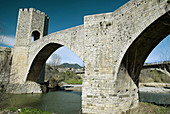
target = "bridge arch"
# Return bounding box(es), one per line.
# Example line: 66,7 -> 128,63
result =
26,25 -> 84,83
26,43 -> 63,82
82,1 -> 170,113
117,12 -> 170,86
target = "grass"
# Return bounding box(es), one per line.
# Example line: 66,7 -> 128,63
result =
130,102 -> 170,114
0,108 -> 52,114
65,79 -> 82,84
1,102 -> 169,114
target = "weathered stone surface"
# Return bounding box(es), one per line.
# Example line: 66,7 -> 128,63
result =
6,81 -> 42,94
82,0 -> 170,113
0,47 -> 12,86
10,8 -> 49,84
6,0 -> 170,113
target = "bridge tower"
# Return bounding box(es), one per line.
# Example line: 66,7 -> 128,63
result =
10,8 -> 49,84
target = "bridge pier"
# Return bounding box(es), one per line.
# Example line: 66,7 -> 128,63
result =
82,64 -> 138,113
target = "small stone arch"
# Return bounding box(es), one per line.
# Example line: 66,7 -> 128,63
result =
31,30 -> 41,42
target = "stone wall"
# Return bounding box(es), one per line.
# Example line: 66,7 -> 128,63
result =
6,81 -> 42,94
0,47 -> 11,89
0,47 -> 43,94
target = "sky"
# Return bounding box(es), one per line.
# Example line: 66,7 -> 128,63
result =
0,0 -> 169,66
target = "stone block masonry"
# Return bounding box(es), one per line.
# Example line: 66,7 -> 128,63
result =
0,47 -> 11,91
3,0 -> 170,113
10,8 -> 49,84
82,0 -> 170,113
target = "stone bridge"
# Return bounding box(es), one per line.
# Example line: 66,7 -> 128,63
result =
143,61 -> 170,76
8,0 -> 170,113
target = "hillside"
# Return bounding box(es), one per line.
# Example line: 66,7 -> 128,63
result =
139,69 -> 170,83
58,63 -> 84,69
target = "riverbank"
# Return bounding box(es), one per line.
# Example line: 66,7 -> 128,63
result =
139,83 -> 170,93
0,102 -> 169,114
61,83 -> 170,93
0,90 -> 169,114
130,102 -> 170,114
0,108 -> 52,114
139,83 -> 170,88
62,84 -> 82,91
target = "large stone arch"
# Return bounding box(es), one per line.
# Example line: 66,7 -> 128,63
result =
117,12 -> 170,87
82,0 -> 170,113
26,25 -> 84,82
27,43 -> 63,82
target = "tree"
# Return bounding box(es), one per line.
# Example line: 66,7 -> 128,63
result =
0,23 -> 10,106
45,54 -> 61,81
49,54 -> 61,68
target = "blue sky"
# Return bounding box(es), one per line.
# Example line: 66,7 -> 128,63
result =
0,0 -> 169,66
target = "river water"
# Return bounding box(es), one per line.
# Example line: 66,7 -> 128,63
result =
1,91 -> 82,114
1,91 -> 169,114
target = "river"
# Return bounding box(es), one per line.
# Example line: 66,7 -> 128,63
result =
0,90 -> 169,114
1,91 -> 82,114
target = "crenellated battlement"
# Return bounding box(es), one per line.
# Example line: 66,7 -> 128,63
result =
19,8 -> 48,18
15,8 -> 49,47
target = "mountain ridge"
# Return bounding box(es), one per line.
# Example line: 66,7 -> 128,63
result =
58,63 -> 84,69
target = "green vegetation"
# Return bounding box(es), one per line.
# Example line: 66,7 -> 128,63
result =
48,70 -> 82,85
65,78 -> 82,84
131,102 -> 170,114
0,108 -> 52,114
45,60 -> 83,86
139,69 -> 170,83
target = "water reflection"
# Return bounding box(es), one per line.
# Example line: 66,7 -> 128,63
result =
1,91 -> 169,113
139,92 -> 170,105
1,91 -> 82,114
1,93 -> 42,108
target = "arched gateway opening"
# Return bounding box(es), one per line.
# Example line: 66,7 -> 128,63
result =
31,30 -> 41,42
26,43 -> 63,82
118,12 -> 170,87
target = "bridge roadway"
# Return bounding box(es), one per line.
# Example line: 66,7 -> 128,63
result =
143,61 -> 170,69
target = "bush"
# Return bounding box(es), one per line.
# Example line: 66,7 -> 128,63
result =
65,79 -> 82,84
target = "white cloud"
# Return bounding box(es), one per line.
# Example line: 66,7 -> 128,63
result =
0,35 -> 15,47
